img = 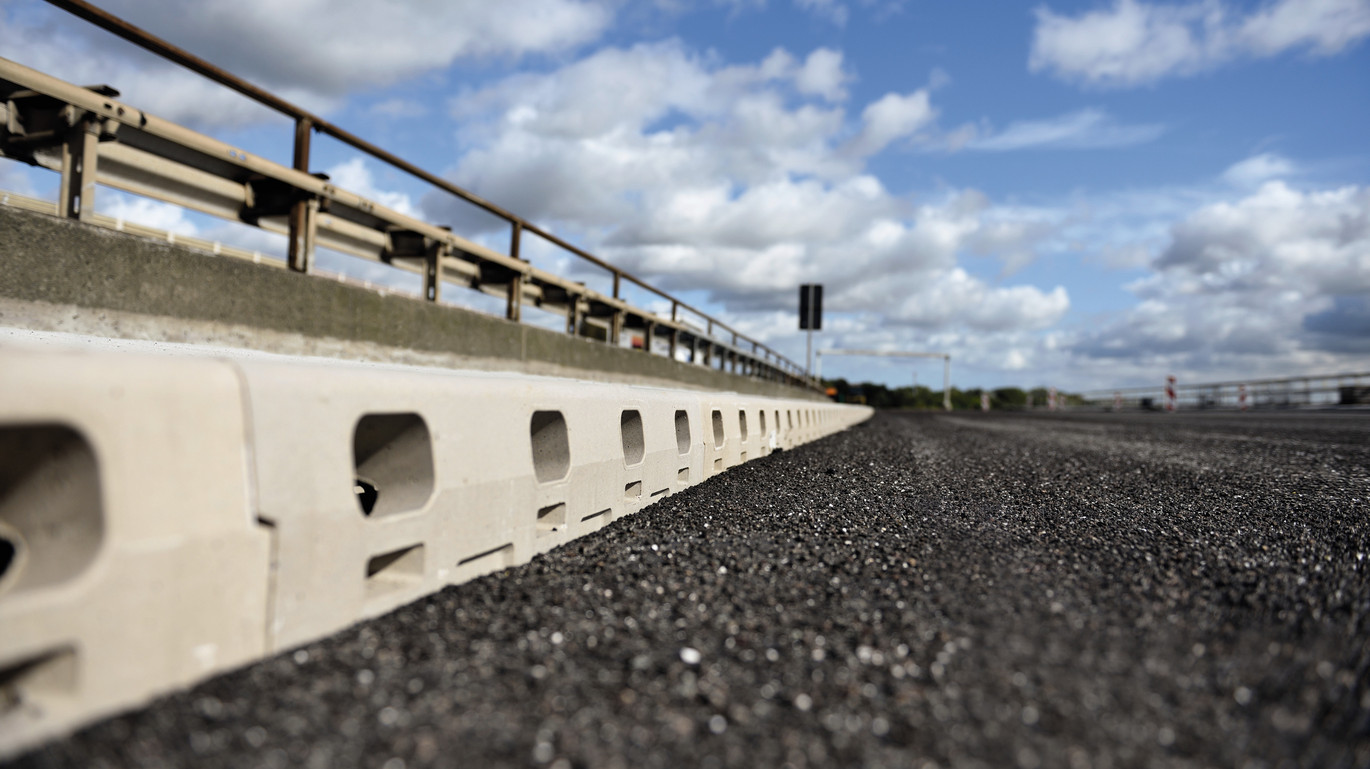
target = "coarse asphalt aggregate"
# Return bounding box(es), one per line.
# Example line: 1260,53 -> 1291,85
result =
12,410 -> 1370,769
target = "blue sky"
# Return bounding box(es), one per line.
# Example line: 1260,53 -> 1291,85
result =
2,0 -> 1368,391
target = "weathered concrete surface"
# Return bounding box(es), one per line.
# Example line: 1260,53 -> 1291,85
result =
0,205 -> 820,400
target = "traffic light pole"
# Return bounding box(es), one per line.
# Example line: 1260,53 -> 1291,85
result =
799,283 -> 823,377
807,328 -> 813,376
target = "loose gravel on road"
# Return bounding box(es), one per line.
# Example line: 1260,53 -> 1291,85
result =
15,411 -> 1370,769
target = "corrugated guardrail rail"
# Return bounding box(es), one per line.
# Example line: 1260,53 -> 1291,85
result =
0,0 -> 817,390
0,334 -> 872,758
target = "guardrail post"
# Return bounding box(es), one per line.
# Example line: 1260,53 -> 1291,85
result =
643,320 -> 654,354
669,327 -> 678,361
58,120 -> 99,221
424,242 -> 446,302
287,117 -> 314,273
506,222 -> 523,322
566,296 -> 581,336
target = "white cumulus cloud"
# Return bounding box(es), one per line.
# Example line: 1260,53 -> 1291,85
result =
1,0 -> 612,129
795,48 -> 851,101
93,0 -> 612,95
1030,0 -> 1370,88
845,90 -> 937,157
424,42 -> 1070,351
1075,180 -> 1370,369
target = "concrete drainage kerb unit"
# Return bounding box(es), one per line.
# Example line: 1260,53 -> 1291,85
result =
0,335 -> 872,758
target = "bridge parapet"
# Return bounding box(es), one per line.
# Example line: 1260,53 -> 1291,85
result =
0,51 -> 816,392
0,202 -> 824,400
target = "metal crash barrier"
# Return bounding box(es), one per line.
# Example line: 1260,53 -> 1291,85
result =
0,2 -> 816,390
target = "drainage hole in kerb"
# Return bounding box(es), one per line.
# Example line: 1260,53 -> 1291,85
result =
674,410 -> 690,454
354,477 -> 379,516
0,537 -> 15,584
537,503 -> 567,537
352,413 -> 435,518
0,646 -> 78,712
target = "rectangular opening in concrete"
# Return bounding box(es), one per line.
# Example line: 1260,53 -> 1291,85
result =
581,508 -> 611,523
530,411 -> 570,483
713,457 -> 722,473
365,543 -> 425,599
457,543 -> 513,569
738,410 -> 748,441
625,481 -> 643,500
0,424 -> 103,597
711,410 -> 724,449
352,413 -> 434,518
537,502 -> 566,538
650,488 -> 668,498
674,410 -> 690,454
620,410 -> 644,467
678,467 -> 690,483
0,646 -> 78,716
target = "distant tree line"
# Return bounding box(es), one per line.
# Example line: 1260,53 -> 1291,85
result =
824,379 -> 1084,410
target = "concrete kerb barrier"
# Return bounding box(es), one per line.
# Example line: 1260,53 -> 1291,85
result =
0,335 -> 872,758
0,346 -> 271,756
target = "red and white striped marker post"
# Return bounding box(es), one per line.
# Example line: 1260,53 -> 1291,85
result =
1113,392 -> 1123,411
981,392 -> 990,412
1239,384 -> 1248,411
1165,375 -> 1177,412
1048,387 -> 1058,411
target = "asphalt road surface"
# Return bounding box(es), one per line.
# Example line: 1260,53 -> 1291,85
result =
14,411 -> 1370,769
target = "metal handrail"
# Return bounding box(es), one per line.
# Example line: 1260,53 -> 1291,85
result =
1081,371 -> 1370,409
1082,371 -> 1370,398
40,0 -> 812,388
